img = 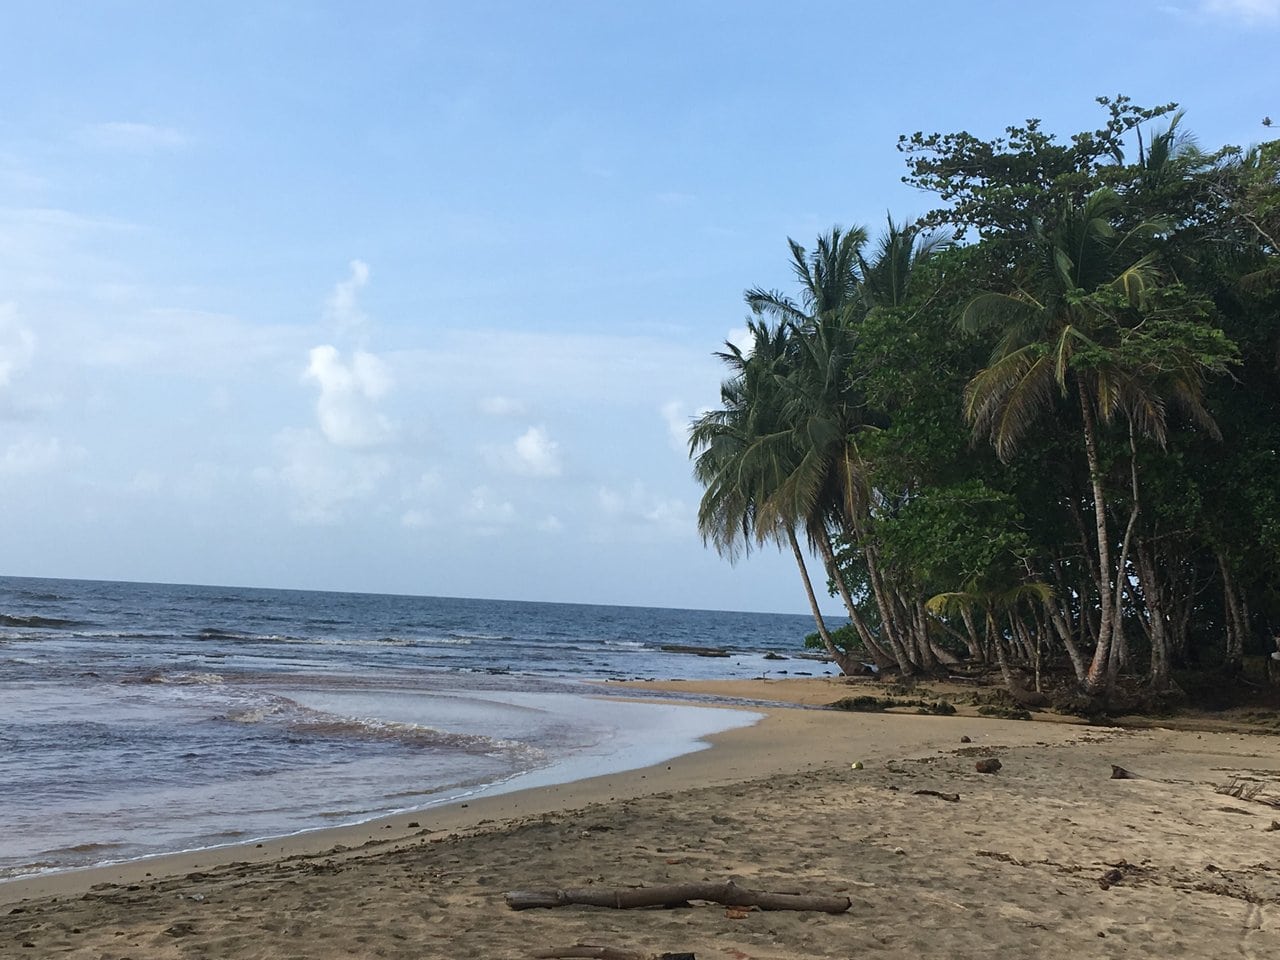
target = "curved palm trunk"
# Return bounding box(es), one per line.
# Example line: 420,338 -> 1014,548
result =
1135,541 -> 1177,692
1079,388 -> 1117,696
812,527 -> 896,670
786,527 -> 858,676
1217,551 -> 1247,670
859,538 -> 917,675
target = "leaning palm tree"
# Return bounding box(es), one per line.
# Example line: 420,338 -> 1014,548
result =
746,223 -> 959,674
745,227 -> 922,672
962,187 -> 1233,696
689,320 -> 860,675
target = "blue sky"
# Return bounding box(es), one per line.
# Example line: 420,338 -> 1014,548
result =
0,1 -> 1275,613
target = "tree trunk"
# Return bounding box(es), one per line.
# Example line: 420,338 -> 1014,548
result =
1135,541 -> 1176,693
987,610 -> 1048,707
812,527 -> 895,670
860,539 -> 917,675
958,605 -> 984,661
906,593 -> 938,670
1217,551 -> 1246,670
786,527 -> 857,676
1079,389 -> 1117,696
1042,593 -> 1087,682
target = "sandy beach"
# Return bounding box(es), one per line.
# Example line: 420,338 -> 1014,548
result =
3,677 -> 1279,958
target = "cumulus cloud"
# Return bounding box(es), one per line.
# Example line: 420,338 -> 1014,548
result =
0,304 -> 36,387
513,426 -> 562,476
81,121 -> 188,151
478,395 -> 527,416
256,428 -> 390,524
324,260 -> 370,334
486,425 -> 563,477
1199,0 -> 1280,21
537,514 -> 564,533
304,344 -> 395,447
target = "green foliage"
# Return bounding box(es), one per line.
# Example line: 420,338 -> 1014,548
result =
694,96 -> 1280,706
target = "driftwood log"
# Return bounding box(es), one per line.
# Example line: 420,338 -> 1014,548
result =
529,948 -> 693,960
505,881 -> 851,914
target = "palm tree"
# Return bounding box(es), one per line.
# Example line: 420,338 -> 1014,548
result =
689,320 -> 860,675
962,187 -> 1230,695
856,214 -> 952,311
744,227 -> 921,672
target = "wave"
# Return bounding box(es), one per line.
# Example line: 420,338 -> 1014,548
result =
448,632 -> 511,642
11,591 -> 69,603
136,671 -> 227,686
0,614 -> 81,629
218,696 -> 542,761
196,627 -> 249,641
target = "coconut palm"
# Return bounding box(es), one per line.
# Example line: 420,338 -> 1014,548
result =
689,320 -> 860,675
856,214 -> 952,311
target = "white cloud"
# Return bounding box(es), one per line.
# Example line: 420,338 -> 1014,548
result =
486,425 -> 563,477
726,326 -> 753,355
513,426 -> 562,477
660,400 -> 701,454
81,121 -> 188,151
0,436 -> 83,476
0,303 -> 36,387
1198,0 -> 1280,20
325,260 -> 370,334
256,428 -> 390,524
304,344 -> 395,447
478,395 -> 527,416
595,481 -> 690,537
537,514 -> 564,533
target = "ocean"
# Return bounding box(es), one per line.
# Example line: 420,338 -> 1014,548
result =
0,575 -> 829,879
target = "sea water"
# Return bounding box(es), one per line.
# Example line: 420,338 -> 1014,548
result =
0,576 -> 828,878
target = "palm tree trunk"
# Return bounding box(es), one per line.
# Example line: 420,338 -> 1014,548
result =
861,540 -> 917,675
1135,541 -> 1176,693
812,527 -> 896,670
1079,388 -> 1117,696
958,605 -> 984,661
1106,420 -> 1143,686
1217,551 -> 1246,670
786,527 -> 857,675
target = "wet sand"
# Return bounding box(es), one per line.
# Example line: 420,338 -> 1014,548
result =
3,677 -> 1278,958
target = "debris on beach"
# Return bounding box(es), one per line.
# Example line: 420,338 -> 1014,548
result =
974,758 -> 1002,774
913,790 -> 961,802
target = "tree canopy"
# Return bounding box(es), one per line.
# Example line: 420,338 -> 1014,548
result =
691,97 -> 1280,709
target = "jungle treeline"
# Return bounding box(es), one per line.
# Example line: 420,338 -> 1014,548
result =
691,98 -> 1279,711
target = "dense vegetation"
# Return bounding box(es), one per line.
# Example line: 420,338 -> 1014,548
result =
691,98 -> 1279,711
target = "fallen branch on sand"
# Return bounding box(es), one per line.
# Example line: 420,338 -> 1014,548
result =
505,881 -> 852,913
1215,777 -> 1280,807
530,947 -> 693,960
913,789 -> 961,802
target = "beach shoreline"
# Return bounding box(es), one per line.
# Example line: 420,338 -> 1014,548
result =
5,677 -> 1279,958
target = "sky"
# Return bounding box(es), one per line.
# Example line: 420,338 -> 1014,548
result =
0,1 -> 1276,614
